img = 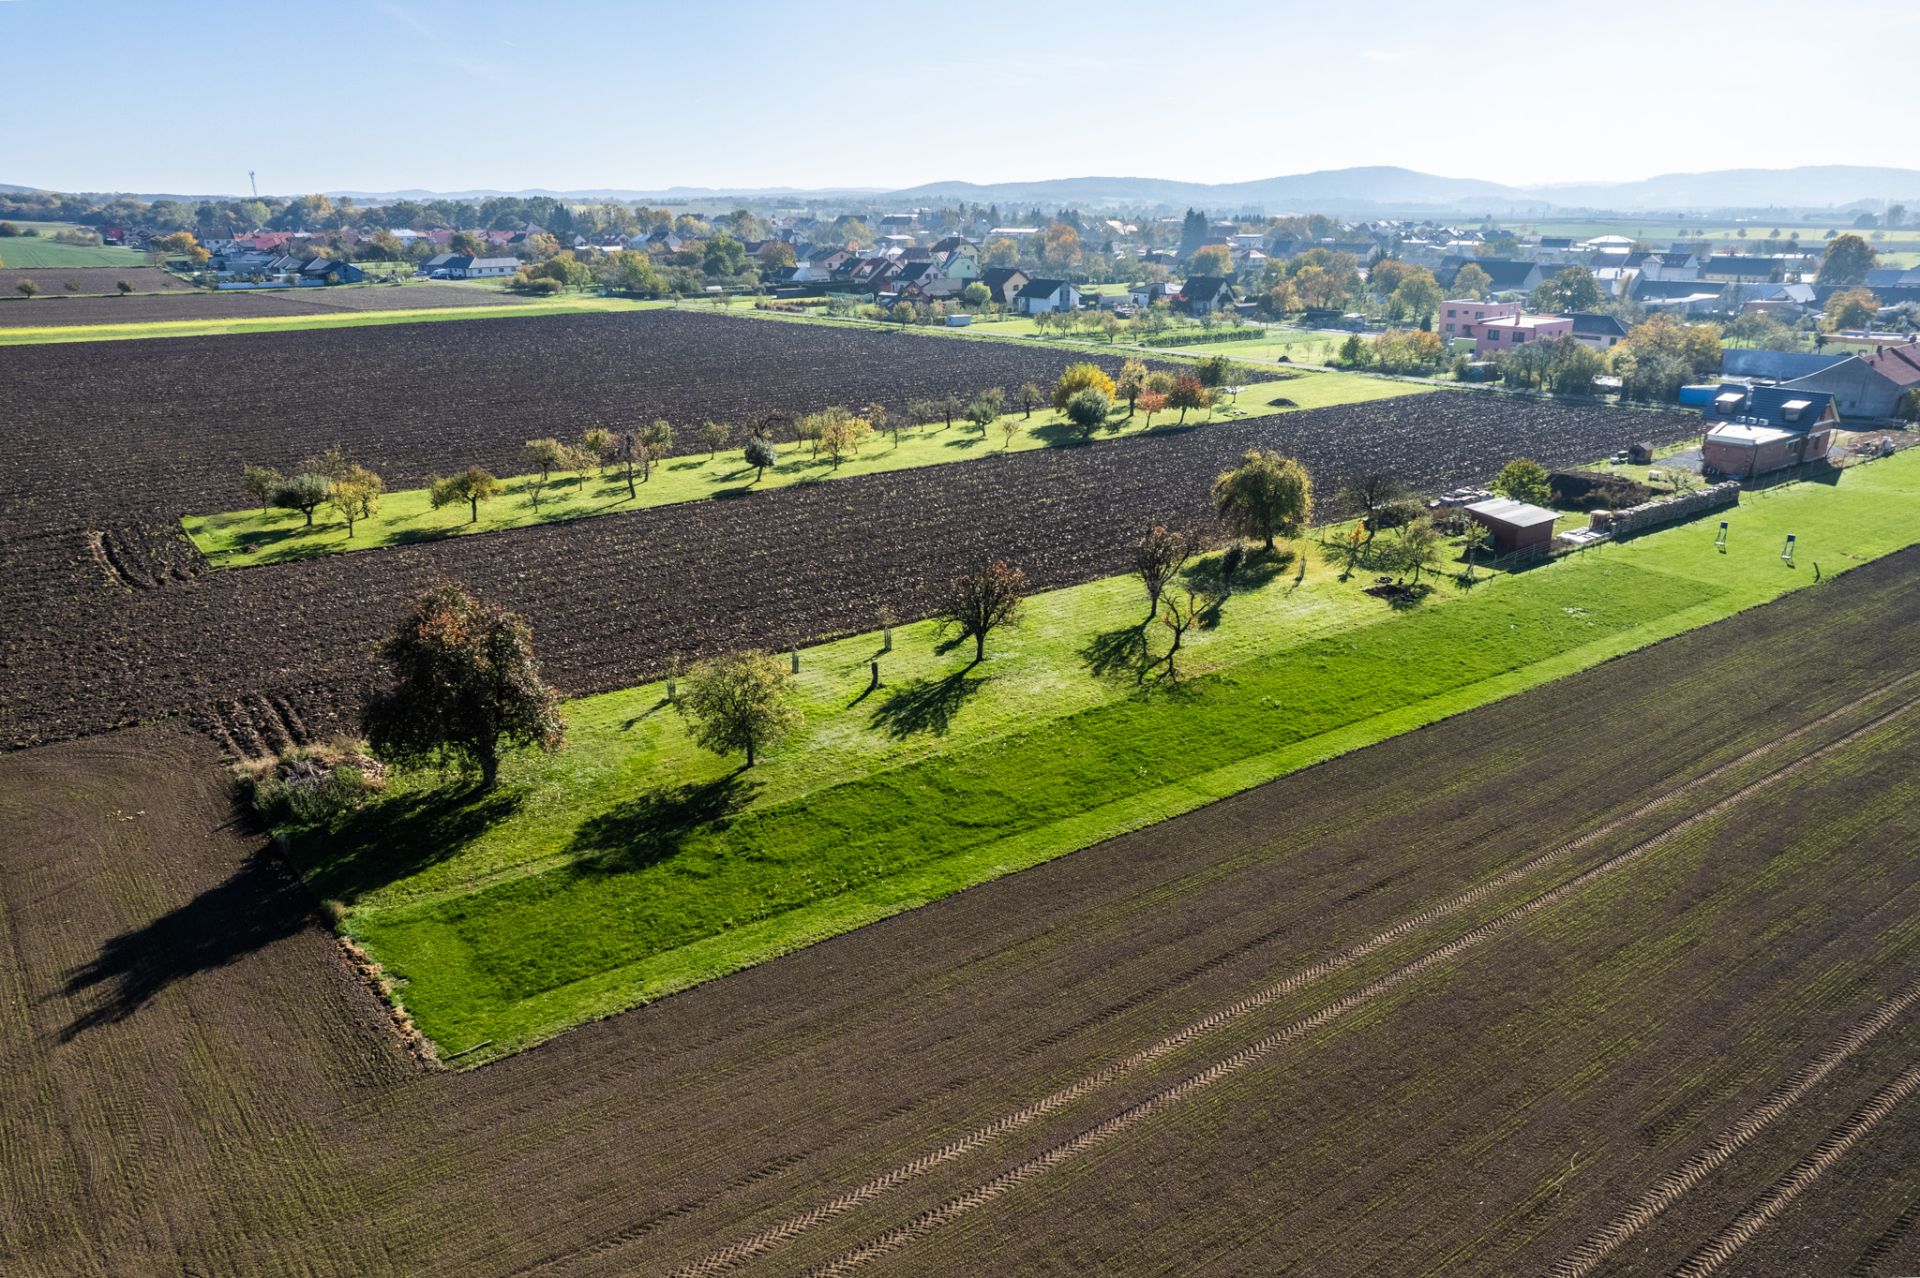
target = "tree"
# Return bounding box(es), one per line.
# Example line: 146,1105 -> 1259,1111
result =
1532,266 -> 1604,314
1337,472 -> 1408,529
1492,458 -> 1551,505
430,466 -> 504,523
696,420 -> 730,457
1017,382 -> 1043,418
523,437 -> 572,490
818,414 -> 872,467
1389,268 -> 1443,327
677,649 -> 800,768
272,472 -> 333,526
328,464 -> 383,537
450,231 -> 485,257
1113,358 -> 1149,416
1371,328 -> 1447,374
862,401 -> 891,446
1167,374 -> 1210,423
16,279 -> 37,299
1192,355 -> 1235,389
362,583 -> 565,789
1189,244 -> 1233,277
1137,389 -> 1169,426
638,419 -> 675,480
1158,588 -> 1217,679
1545,337 -> 1607,396
890,300 -> 919,326
937,560 -> 1026,664
1338,333 -> 1369,367
1211,449 -> 1312,550
966,388 -> 1005,436
1389,517 -> 1443,585
960,281 -> 990,309
1133,524 -> 1193,621
998,414 -> 1024,450
116,279 -> 133,295
701,232 -> 748,278
1825,287 -> 1880,332
580,427 -> 617,474
1817,234 -> 1876,286
743,435 -> 777,480
1063,386 -> 1113,439
906,398 -> 939,433
1451,263 -> 1493,301
934,393 -> 963,430
242,463 -> 282,514
1053,362 -> 1116,411
151,231 -> 209,265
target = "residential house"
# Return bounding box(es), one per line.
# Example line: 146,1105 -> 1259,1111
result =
1640,251 -> 1700,282
1779,339 -> 1920,420
1704,383 -> 1840,430
1701,421 -> 1833,477
1865,266 -> 1920,290
933,241 -> 980,280
1441,298 -> 1520,339
976,266 -> 1030,306
1467,313 -> 1575,358
1568,312 -> 1629,351
1631,277 -> 1726,317
421,255 -> 517,279
1177,276 -> 1238,315
1013,278 -> 1079,315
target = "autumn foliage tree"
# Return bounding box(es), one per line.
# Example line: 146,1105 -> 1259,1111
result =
430,466 -> 504,523
362,583 -> 566,790
1211,449 -> 1313,550
1132,524 -> 1194,621
1052,362 -> 1116,410
937,560 -> 1027,664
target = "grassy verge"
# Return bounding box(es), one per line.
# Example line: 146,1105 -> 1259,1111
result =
288,449 -> 1920,1060
183,373 -> 1432,566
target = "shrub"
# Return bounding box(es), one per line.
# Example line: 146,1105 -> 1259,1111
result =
1369,497 -> 1427,531
242,745 -> 385,829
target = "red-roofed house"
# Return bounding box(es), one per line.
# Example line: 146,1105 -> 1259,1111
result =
1780,338 -> 1920,420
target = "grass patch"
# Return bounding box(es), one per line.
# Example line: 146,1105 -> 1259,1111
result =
294,448 -> 1920,1058
0,236 -> 147,269
184,373 -> 1432,567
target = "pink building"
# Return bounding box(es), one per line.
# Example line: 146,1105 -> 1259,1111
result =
1467,313 -> 1576,358
1441,298 -> 1519,338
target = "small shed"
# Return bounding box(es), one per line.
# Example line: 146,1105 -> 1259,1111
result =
1627,441 -> 1655,464
1466,497 -> 1560,555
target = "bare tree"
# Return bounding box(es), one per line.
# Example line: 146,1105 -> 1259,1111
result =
936,560 -> 1026,665
1132,524 -> 1194,622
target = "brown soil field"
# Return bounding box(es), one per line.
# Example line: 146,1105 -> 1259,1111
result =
0,281 -> 541,327
4,547 -> 1917,1277
0,265 -> 192,296
0,376 -> 1692,750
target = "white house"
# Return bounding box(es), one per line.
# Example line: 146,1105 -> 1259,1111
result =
1014,278 -> 1079,315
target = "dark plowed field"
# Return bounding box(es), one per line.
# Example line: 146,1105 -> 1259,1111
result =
0,371 -> 1694,749
0,282 -> 540,327
0,265 -> 191,296
5,548 -> 1917,1277
0,308 -> 1162,523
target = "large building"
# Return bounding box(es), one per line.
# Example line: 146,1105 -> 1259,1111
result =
1779,340 -> 1920,421
1467,313 -> 1575,358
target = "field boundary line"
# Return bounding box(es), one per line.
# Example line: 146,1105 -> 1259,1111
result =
792,692 -> 1920,1277
1667,1059 -> 1920,1278
648,678 -> 1920,1278
1548,975 -> 1920,1278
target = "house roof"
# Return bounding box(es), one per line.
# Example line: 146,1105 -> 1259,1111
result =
1457,259 -> 1539,290
1861,340 -> 1920,388
1744,384 -> 1837,427
467,257 -> 518,270
1180,275 -> 1234,297
1015,277 -> 1071,300
978,266 -> 1026,287
1707,423 -> 1796,446
1568,311 -> 1628,339
1466,497 -> 1558,529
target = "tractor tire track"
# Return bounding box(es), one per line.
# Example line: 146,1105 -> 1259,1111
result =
795,692 -> 1919,1277
1667,1059 -> 1920,1278
652,679 -> 1920,1278
1548,976 -> 1920,1278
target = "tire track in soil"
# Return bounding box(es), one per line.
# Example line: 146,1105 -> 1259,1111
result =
633,675 -> 1920,1278
785,691 -> 1920,1278
1666,1060 -> 1920,1278
1547,976 -> 1920,1278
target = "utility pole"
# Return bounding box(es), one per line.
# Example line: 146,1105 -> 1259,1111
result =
249,170 -> 259,199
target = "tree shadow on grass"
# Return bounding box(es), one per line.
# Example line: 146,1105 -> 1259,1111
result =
58,839 -> 309,1042
869,670 -> 986,739
567,772 -> 759,873
296,784 -> 525,904
1080,623 -> 1156,683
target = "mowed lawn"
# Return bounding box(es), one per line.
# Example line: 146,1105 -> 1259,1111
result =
296,449 -> 1920,1059
183,374 -> 1433,566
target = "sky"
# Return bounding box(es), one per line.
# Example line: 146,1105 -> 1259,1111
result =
4,0 -> 1914,198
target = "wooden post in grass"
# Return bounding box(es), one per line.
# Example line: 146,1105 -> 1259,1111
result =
791,646 -> 800,674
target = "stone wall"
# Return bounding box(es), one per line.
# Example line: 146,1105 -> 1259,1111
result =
1591,481 -> 1740,537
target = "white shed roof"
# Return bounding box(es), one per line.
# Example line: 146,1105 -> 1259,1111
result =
1466,497 -> 1559,529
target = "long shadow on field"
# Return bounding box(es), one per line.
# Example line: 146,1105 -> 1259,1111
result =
1080,624 -> 1156,683
295,786 -> 524,904
869,670 -> 986,738
567,773 -> 758,874
58,843 -> 308,1042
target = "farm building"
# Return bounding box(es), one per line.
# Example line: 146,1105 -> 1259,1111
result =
1465,497 -> 1559,555
1778,340 -> 1920,421
1014,278 -> 1080,315
1701,421 -> 1833,478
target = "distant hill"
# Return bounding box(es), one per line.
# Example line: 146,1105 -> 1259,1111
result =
882,165 -> 1920,215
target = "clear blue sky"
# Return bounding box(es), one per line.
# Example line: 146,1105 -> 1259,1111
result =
4,0 -> 1910,197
